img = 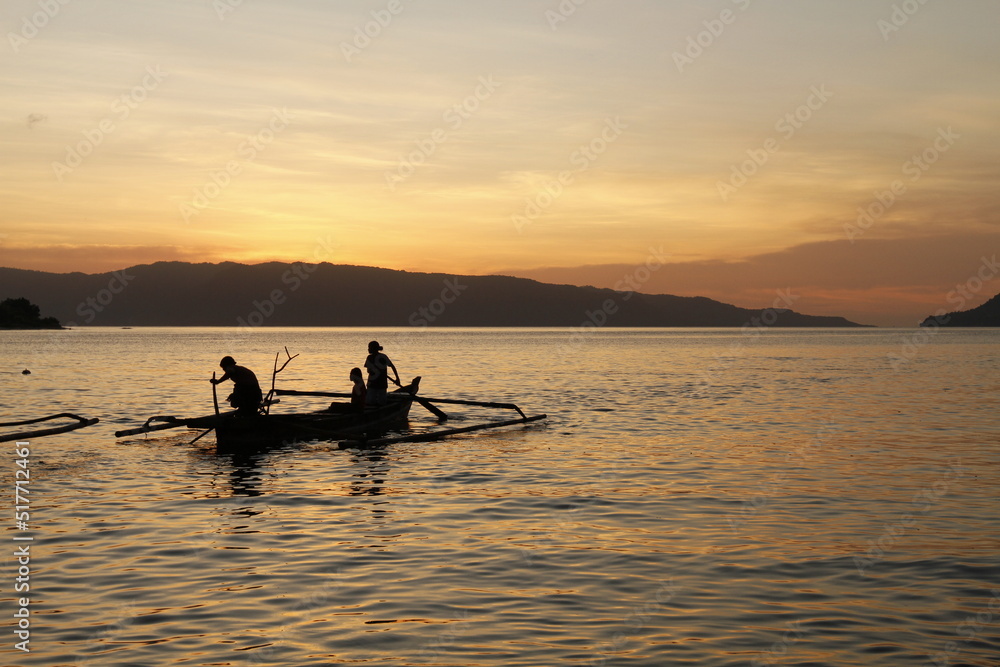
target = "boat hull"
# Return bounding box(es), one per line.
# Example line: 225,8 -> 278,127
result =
208,398 -> 413,452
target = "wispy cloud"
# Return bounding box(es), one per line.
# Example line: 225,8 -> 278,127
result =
0,0 -> 997,308
499,233 -> 1000,327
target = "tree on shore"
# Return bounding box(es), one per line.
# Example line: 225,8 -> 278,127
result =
0,297 -> 63,329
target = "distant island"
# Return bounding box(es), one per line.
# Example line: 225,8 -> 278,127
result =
921,292 -> 1000,327
0,297 -> 63,329
0,261 -> 867,328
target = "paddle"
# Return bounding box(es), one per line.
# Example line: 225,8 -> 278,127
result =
408,385 -> 449,420
275,385 -> 449,421
189,426 -> 214,445
397,396 -> 527,418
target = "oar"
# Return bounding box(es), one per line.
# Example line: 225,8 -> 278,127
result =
413,395 -> 449,421
399,396 -> 527,418
189,427 -> 214,445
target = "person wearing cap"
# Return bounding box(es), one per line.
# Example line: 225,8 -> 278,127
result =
364,341 -> 400,405
210,356 -> 263,417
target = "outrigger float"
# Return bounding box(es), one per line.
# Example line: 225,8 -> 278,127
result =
115,349 -> 546,452
0,413 -> 100,443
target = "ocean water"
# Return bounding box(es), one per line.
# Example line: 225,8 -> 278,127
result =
1,327 -> 998,667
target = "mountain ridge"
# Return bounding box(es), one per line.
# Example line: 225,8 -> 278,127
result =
920,292 -> 1000,327
0,261 -> 869,328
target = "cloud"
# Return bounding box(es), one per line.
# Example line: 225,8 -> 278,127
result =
498,233 -> 1000,327
0,244 -> 236,275
0,0 -> 997,323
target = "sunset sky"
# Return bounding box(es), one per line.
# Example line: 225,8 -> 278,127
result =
1,0 -> 998,326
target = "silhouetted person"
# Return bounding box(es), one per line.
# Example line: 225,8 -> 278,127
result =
211,356 -> 262,417
364,341 -> 399,405
349,367 -> 367,413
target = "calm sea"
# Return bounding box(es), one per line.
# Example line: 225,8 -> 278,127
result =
1,327 -> 998,667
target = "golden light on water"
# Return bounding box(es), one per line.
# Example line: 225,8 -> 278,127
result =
2,327 -> 999,664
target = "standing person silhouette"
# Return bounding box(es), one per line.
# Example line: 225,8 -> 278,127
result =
364,341 -> 400,405
210,356 -> 262,417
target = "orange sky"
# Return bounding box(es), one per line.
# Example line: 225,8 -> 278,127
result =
1,1 -> 998,326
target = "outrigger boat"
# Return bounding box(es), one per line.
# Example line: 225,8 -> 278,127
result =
116,379 -> 421,452
115,378 -> 546,452
202,378 -> 419,451
115,349 -> 547,452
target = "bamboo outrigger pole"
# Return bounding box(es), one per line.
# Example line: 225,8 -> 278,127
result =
274,389 -> 519,418
339,413 -> 546,449
275,387 -> 450,420
114,416 -> 188,438
0,413 -> 100,442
